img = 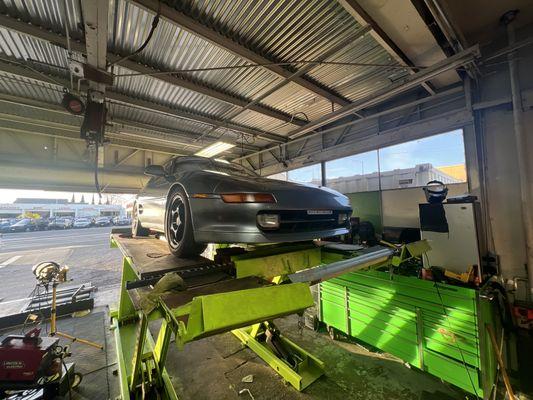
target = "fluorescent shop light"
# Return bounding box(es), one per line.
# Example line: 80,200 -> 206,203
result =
195,141 -> 235,157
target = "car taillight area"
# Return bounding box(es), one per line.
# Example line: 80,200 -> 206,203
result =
256,210 -> 350,233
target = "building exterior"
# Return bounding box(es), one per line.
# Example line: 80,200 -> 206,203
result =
270,163 -> 462,194
0,198 -> 125,218
327,163 -> 461,194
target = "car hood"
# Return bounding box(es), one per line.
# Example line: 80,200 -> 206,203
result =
186,170 -> 351,209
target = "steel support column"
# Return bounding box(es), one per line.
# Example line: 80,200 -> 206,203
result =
506,18 -> 533,299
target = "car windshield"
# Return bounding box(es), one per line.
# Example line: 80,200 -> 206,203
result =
173,157 -> 258,177
76,218 -> 89,222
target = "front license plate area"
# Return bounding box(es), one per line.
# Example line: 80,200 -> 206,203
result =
307,210 -> 333,215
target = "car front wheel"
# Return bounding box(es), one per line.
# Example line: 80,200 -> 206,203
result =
165,187 -> 206,258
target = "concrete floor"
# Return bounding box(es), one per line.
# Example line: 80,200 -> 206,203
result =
0,228 -> 528,399
166,315 -> 464,400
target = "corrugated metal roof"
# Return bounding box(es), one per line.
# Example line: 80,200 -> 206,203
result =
110,0 -> 285,101
0,0 -> 413,152
0,0 -> 82,36
113,64 -> 240,118
0,70 -> 63,103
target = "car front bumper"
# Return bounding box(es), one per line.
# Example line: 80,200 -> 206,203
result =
189,198 -> 351,244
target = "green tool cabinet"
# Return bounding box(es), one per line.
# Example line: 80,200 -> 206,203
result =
319,270 -> 498,398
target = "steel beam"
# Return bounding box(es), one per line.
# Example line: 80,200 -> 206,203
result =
0,56 -> 284,145
0,156 -> 146,194
0,14 -> 304,129
0,92 -> 260,152
286,45 -> 478,140
257,108 -> 472,176
81,0 -> 108,93
233,85 -> 465,164
131,0 -> 351,106
207,24 -> 373,136
338,0 -> 436,96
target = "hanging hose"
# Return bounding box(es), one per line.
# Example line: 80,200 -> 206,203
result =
94,143 -> 102,198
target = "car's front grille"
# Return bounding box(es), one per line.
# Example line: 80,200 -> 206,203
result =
258,210 -> 346,233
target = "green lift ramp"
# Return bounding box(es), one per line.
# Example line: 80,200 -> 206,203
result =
108,229 -> 401,399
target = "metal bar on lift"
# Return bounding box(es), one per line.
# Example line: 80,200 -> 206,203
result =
287,247 -> 394,284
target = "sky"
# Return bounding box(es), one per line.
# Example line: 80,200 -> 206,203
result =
287,129 -> 466,183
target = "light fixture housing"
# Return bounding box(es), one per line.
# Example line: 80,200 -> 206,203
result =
61,92 -> 85,115
195,141 -> 235,157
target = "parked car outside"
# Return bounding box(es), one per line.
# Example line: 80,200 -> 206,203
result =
73,218 -> 92,228
0,219 -> 15,233
94,216 -> 112,227
34,218 -> 49,231
48,218 -> 73,229
10,218 -> 36,232
133,156 -> 352,257
114,217 -> 131,226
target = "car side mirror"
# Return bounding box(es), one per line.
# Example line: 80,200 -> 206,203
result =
144,165 -> 166,177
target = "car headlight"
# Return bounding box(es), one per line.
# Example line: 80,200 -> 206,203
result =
338,213 -> 349,225
257,214 -> 280,229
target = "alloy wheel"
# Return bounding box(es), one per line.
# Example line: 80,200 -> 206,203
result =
169,195 -> 185,248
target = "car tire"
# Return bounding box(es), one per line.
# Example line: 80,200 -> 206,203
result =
132,203 -> 150,237
165,186 -> 206,258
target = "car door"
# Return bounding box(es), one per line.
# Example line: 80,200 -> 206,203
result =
137,163 -> 172,230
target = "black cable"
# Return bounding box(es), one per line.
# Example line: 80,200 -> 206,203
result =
61,357 -> 73,400
424,253 -> 480,399
108,4 -> 161,67
94,143 -> 102,198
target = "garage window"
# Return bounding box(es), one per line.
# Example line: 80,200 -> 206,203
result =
325,150 -> 379,193
378,129 -> 467,190
287,164 -> 322,185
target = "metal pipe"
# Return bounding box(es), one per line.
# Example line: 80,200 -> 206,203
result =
288,247 -> 394,284
505,13 -> 533,299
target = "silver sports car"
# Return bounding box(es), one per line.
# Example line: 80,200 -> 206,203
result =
133,156 -> 352,257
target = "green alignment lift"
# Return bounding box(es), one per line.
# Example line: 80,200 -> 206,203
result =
109,230 -> 412,399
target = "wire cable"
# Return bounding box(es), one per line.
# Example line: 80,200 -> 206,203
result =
61,356 -> 73,400
111,59 -> 425,78
94,143 -> 102,198
424,253 -> 480,399
108,3 -> 161,67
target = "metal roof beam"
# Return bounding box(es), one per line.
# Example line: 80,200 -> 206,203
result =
0,14 -> 301,131
131,0 -> 351,106
338,0 -> 436,96
287,45 -> 478,139
0,56 -> 284,144
0,94 -> 260,156
81,0 -> 109,92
